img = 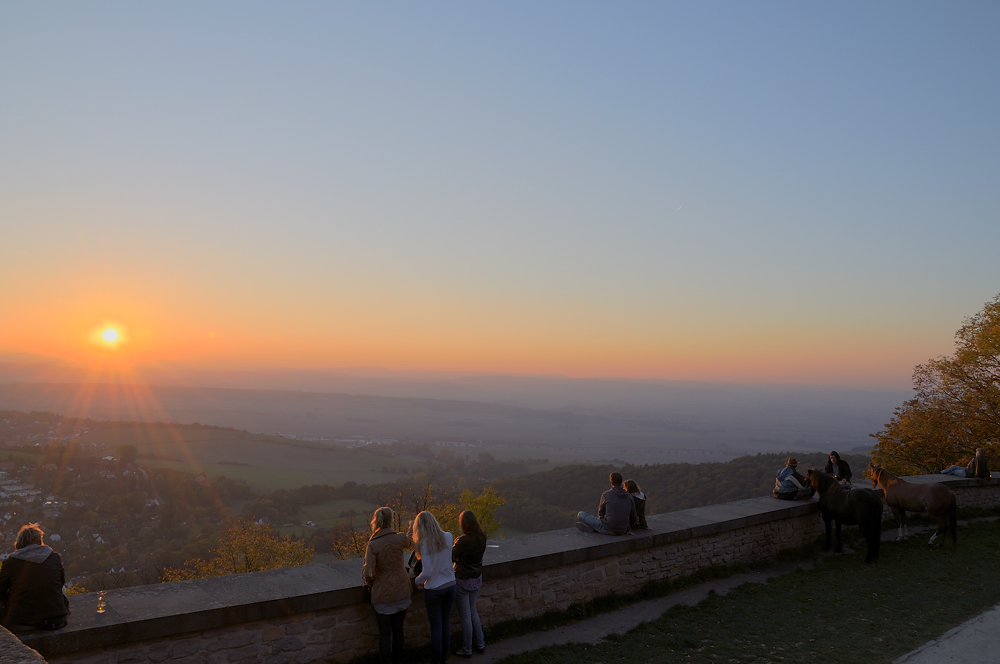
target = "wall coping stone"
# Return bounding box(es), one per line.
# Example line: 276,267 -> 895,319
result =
0,626 -> 44,663
19,473 -> 995,657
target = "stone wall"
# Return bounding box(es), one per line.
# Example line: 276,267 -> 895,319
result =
19,475 -> 999,664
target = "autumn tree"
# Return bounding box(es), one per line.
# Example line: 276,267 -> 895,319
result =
162,520 -> 312,581
329,521 -> 368,560
872,294 -> 1000,474
430,487 -> 505,538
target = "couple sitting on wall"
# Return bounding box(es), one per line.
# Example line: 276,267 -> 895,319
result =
575,472 -> 644,535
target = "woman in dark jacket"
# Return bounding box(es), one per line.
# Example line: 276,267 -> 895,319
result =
362,507 -> 412,664
0,523 -> 69,630
451,510 -> 487,658
824,451 -> 852,485
624,479 -> 649,530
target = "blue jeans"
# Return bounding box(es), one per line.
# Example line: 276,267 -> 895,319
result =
942,465 -> 968,476
454,583 -> 485,654
577,511 -> 615,535
424,584 -> 456,664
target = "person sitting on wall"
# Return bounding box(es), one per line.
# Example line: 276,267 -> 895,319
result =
624,479 -> 650,530
0,523 -> 70,631
824,451 -> 853,486
773,458 -> 815,501
576,472 -> 638,535
941,448 -> 991,478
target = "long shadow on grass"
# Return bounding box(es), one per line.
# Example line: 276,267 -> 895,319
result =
496,520 -> 1000,664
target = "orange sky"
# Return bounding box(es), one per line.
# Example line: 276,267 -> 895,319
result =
0,265 -> 962,388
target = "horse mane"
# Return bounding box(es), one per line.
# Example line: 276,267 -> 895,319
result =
869,464 -> 900,487
807,468 -> 841,492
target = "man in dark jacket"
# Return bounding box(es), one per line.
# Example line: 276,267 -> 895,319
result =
824,451 -> 853,485
0,523 -> 69,630
576,472 -> 639,535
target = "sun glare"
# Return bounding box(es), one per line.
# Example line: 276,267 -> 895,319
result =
88,322 -> 129,353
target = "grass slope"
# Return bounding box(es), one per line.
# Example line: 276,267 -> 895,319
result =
497,520 -> 1000,664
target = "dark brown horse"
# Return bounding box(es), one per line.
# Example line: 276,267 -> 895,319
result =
805,469 -> 882,563
869,463 -> 958,547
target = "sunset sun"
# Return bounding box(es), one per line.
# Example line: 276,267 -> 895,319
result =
101,327 -> 120,344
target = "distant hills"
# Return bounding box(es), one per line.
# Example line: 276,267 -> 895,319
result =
0,361 -> 909,463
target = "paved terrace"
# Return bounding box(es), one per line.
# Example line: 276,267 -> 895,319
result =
6,474 -> 998,663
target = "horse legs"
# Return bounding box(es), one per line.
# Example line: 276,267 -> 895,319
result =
893,508 -> 908,540
834,520 -> 843,554
929,505 -> 956,547
928,510 -> 945,546
823,515 -> 833,552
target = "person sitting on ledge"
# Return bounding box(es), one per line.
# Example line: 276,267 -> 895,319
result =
0,523 -> 69,631
824,451 -> 852,486
773,458 -> 815,501
624,479 -> 650,530
941,448 -> 991,479
576,472 -> 638,535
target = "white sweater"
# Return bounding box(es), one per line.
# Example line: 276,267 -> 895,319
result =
415,532 -> 456,590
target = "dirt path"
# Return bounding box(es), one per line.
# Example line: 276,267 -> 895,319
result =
477,559 -> 813,663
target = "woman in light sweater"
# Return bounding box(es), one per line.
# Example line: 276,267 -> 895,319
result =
413,511 -> 456,664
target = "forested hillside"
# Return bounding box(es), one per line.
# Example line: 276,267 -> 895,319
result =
493,452 -> 871,533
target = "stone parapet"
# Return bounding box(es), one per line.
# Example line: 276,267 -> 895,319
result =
0,625 -> 45,663
17,475 -> 998,663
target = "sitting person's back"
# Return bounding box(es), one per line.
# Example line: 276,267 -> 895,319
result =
773,458 -> 814,501
624,479 -> 649,530
967,448 -> 990,479
0,524 -> 69,631
576,472 -> 638,535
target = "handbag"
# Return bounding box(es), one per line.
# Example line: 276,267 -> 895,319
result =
407,550 -> 423,591
407,550 -> 422,577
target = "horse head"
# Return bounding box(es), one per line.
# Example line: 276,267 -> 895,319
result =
868,462 -> 882,489
806,468 -> 835,492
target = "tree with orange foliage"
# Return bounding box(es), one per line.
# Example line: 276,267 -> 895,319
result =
872,294 -> 1000,474
162,520 -> 312,581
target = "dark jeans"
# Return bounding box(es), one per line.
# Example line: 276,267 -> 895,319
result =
424,584 -> 456,664
773,488 -> 814,501
375,609 -> 406,664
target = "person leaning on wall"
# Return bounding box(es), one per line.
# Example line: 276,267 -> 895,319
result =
362,507 -> 412,664
412,511 -> 457,664
0,523 -> 70,631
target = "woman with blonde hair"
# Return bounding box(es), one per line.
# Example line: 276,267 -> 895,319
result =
412,511 -> 456,664
362,507 -> 412,664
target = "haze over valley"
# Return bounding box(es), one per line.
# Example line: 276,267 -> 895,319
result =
0,360 -> 904,465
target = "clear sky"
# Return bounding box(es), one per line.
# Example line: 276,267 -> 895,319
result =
1,2 -> 998,387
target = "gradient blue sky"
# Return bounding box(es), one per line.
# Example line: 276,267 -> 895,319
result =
2,2 -> 998,386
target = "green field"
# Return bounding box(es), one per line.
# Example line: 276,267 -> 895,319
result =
275,499 -> 378,538
75,425 -> 427,490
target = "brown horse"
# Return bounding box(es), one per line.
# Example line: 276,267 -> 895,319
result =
869,463 -> 958,547
805,469 -> 882,563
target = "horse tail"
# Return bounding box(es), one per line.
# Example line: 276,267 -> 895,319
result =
947,494 -> 958,547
